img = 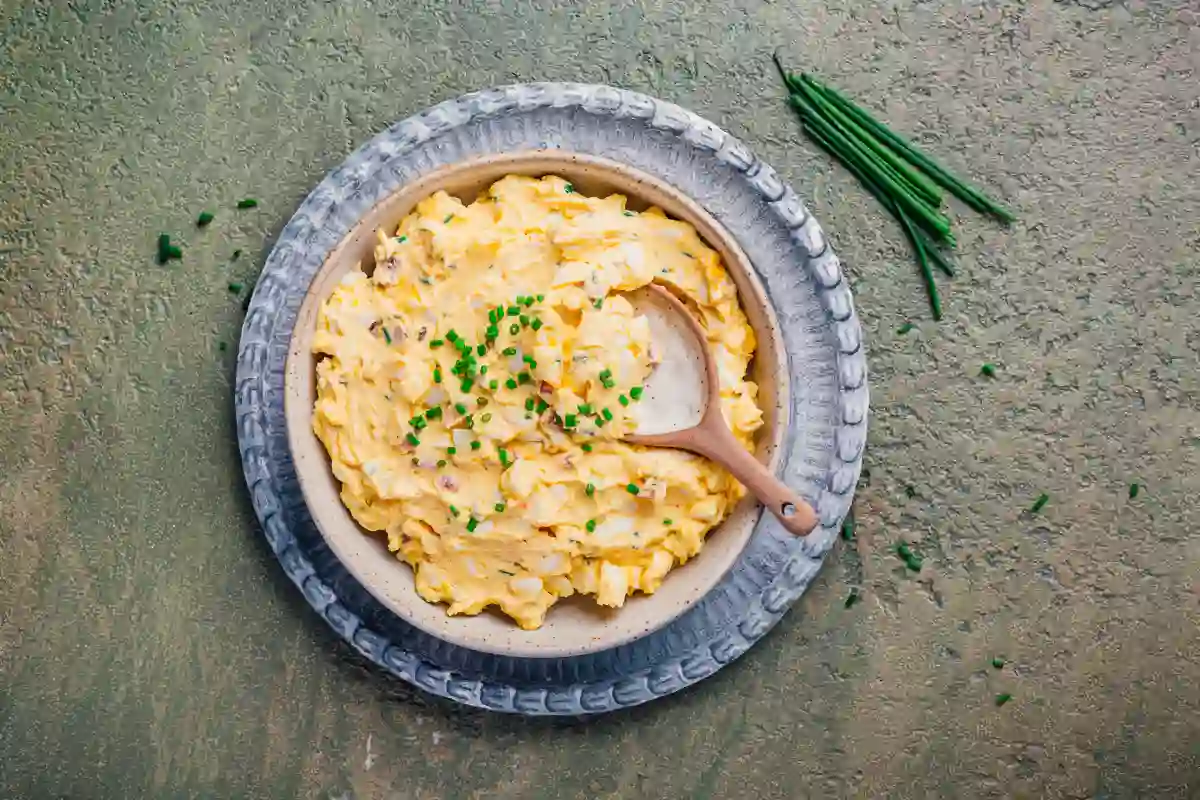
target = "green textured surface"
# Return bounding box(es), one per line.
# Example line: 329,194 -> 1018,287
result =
2,1 -> 1198,797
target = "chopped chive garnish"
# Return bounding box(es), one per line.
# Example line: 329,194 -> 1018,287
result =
218,342 -> 227,351
578,403 -> 593,415
447,447 -> 457,455
844,591 -> 860,609
1129,482 -> 1140,499
437,459 -> 447,468
1029,493 -> 1049,513
980,363 -> 997,378
489,379 -> 499,391
522,296 -> 534,307
564,183 -> 575,193
564,414 -> 578,428
197,211 -> 215,227
896,542 -> 922,571
897,322 -> 915,335
536,398 -> 549,413
536,294 -> 545,302
623,210 -> 635,216
486,325 -> 499,339
602,407 -> 614,421
476,343 -> 486,356
395,235 -> 407,243
446,330 -> 459,343
429,338 -> 444,348
227,282 -> 244,293
585,519 -> 596,532
463,414 -> 474,429
426,407 -> 443,419
517,373 -> 532,386
507,306 -> 520,316
444,214 -> 455,223
488,309 -> 498,324
841,512 -> 856,541
481,413 -> 492,422
593,298 -> 603,309
626,483 -> 639,495
991,657 -> 1005,669
503,347 -> 517,356
582,443 -> 593,452
236,198 -> 258,209
629,386 -> 643,400
525,398 -> 535,411
594,415 -> 606,427
498,448 -> 509,466
455,403 -> 467,414
460,378 -> 474,392
531,318 -> 543,331
995,693 -> 1012,707
519,314 -> 530,327
618,394 -> 629,407
480,365 -> 488,375
470,440 -> 481,451
382,328 -> 392,345
433,368 -> 442,383
494,502 -> 506,513
449,505 -> 460,516
509,323 -> 520,335
411,417 -> 426,430
663,518 -> 673,525
466,517 -> 478,532
405,433 -> 420,446
586,483 -> 595,496
599,369 -> 612,381
505,378 -> 518,390
523,354 -> 536,366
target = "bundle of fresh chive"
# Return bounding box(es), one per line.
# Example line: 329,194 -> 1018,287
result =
772,54 -> 1014,319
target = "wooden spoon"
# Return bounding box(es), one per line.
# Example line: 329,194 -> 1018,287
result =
622,283 -> 819,536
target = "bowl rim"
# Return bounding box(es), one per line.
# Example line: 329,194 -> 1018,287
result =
283,149 -> 790,659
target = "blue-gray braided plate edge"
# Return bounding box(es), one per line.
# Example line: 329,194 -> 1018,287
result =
234,83 -> 869,716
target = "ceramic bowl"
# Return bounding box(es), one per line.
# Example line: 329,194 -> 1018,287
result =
284,151 -> 788,659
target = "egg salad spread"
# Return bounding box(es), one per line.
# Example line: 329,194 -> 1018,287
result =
312,175 -> 763,629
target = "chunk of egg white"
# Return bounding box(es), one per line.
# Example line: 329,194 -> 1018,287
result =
510,576 -> 545,599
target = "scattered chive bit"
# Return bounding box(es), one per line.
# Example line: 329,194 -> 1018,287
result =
578,403 -> 593,415
618,394 -> 630,407
586,483 -> 596,496
462,414 -> 474,429
470,440 -> 481,451
564,414 -> 578,428
232,249 -> 242,260
460,378 -> 473,392
844,590 -> 860,609
507,305 -> 520,317
626,483 -> 640,496
227,282 -> 244,294
896,542 -> 923,571
593,297 -> 603,309
449,505 -> 460,517
509,323 -> 520,335
156,233 -> 181,264
411,457 -> 420,466
236,198 -> 258,209
519,314 -> 530,328
218,341 -> 227,352
623,210 -> 635,217
1129,482 -> 1141,499
991,657 -> 1006,670
980,363 -> 997,378
995,693 -> 1012,707
1029,492 -> 1050,513
466,517 -> 479,533
498,447 -> 510,466
523,354 -> 536,367
455,403 -> 467,414
536,398 -> 549,413
446,330 -> 459,343
582,443 -> 593,452
489,380 -> 499,391
531,318 -> 543,331
841,511 -> 856,541
629,386 -> 644,400
382,328 -> 392,345
498,569 -> 515,576
410,415 -> 425,430
564,183 -> 575,193
663,518 -> 673,525
481,413 -> 492,422
536,294 -> 545,302
518,372 -> 532,385
897,322 -> 916,335
494,503 -> 506,513
503,347 -> 517,356
197,211 -> 215,227
525,398 -> 535,411
602,407 -> 614,421
476,343 -> 486,356
429,338 -> 444,348
395,235 -> 408,244
505,378 -> 518,390
447,446 -> 457,455
586,519 -> 597,532
405,433 -> 420,446
433,368 -> 442,383
437,459 -> 447,468
443,214 -> 454,223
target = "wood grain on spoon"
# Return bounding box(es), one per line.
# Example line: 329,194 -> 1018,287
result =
624,283 -> 819,536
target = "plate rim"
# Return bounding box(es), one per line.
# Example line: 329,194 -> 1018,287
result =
235,82 -> 869,715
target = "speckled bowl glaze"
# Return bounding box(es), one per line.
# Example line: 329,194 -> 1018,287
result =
236,83 -> 868,715
285,151 -> 790,659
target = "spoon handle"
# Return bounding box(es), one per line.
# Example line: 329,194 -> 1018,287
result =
689,424 -> 819,536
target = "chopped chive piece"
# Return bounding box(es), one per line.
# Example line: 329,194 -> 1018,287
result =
498,448 -> 510,466
488,309 -> 498,324
980,363 -> 997,378
531,318 -> 543,331
489,379 -> 499,391
395,235 -> 407,244
426,407 -> 443,420
1029,493 -> 1049,513
411,417 -> 426,430
536,294 -> 545,302
455,403 -> 467,414
995,693 -> 1012,707
460,378 -> 474,392
446,330 -> 459,343
433,368 -> 442,383
411,457 -> 420,466
629,386 -> 643,400
405,433 -> 420,446
586,483 -> 596,496
486,325 -> 499,339
897,322 -> 915,335
481,413 -> 492,422
599,368 -> 612,380
197,211 -> 215,227
444,214 -> 455,223
564,414 -> 578,428
896,542 -> 922,571
624,210 -> 635,217
480,365 -> 488,375
519,314 -> 530,327
447,447 -> 457,455
466,517 -> 479,532
991,657 -> 1005,669
618,394 -> 629,407
626,483 -> 640,495
516,372 -> 531,385
663,518 -> 673,525
463,414 -> 474,429
578,403 -> 593,415
476,343 -> 486,356
382,328 -> 392,345
236,198 -> 258,209
602,407 -> 614,421
593,297 -> 603,309
594,415 -> 606,427
841,512 -> 856,541
564,183 -> 575,193
1129,482 -> 1140,499
470,440 -> 481,451
601,377 -> 615,389
844,591 -> 860,609
227,282 -> 244,293
156,233 -> 174,264
536,398 -> 550,413
218,341 -> 227,352
509,323 -> 520,335
503,347 -> 517,356
585,519 -> 597,532
505,378 -> 518,390
437,459 -> 447,468
429,338 -> 444,348
525,398 -> 535,411
522,296 -> 535,307
582,443 -> 593,452
494,502 -> 506,513
507,306 -> 520,316
449,505 -> 460,516
523,354 -> 536,367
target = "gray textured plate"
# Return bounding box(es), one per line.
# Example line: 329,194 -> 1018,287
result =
235,83 -> 868,716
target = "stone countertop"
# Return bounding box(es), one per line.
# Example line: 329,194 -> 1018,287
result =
1,1 -> 1197,797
